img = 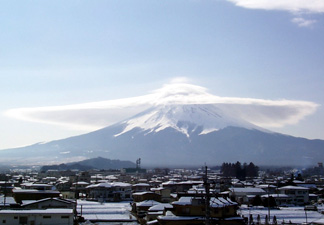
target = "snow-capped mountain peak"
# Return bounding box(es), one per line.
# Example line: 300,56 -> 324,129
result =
114,104 -> 262,137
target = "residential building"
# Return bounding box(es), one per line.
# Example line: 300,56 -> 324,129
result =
132,191 -> 161,202
228,187 -> 266,204
132,183 -> 151,193
278,185 -> 309,205
21,198 -> 75,209
86,182 -> 132,202
157,196 -> 244,225
12,189 -> 60,204
151,187 -> 171,203
0,208 -> 73,225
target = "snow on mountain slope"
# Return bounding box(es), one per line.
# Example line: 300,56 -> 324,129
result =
0,102 -> 323,166
115,104 -> 264,137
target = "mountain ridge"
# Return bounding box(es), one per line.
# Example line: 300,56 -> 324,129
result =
0,104 -> 323,167
40,157 -> 136,171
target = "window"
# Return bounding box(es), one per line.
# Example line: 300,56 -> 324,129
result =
2,220 -> 6,224
61,216 -> 69,219
43,216 -> 51,219
14,217 -> 18,219
182,208 -> 190,214
19,216 -> 27,224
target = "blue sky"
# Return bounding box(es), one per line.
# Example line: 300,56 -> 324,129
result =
0,0 -> 323,149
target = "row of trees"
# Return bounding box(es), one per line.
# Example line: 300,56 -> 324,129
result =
221,161 -> 259,179
251,195 -> 276,207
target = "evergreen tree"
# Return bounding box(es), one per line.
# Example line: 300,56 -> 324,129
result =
251,195 -> 262,206
221,161 -> 259,179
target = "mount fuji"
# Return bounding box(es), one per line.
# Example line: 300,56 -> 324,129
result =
1,103 -> 324,167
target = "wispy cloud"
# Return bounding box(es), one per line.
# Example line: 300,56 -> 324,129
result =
291,17 -> 317,27
226,0 -> 324,13
4,81 -> 319,131
226,0 -> 323,26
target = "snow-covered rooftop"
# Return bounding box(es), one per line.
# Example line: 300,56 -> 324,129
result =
172,197 -> 237,207
148,203 -> 173,212
229,187 -> 266,193
278,185 -> 309,190
0,208 -> 73,214
133,183 -> 151,187
136,200 -> 160,207
86,182 -> 131,189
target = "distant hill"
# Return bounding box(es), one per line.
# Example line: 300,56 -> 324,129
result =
70,157 -> 136,170
40,157 -> 136,172
40,163 -> 93,172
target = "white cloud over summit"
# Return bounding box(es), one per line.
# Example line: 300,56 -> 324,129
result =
5,81 -> 319,131
226,0 -> 324,27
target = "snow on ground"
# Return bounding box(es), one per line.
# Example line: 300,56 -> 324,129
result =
76,200 -> 324,224
77,200 -> 137,222
239,205 -> 324,224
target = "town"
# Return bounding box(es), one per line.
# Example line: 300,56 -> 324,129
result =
1,161 -> 324,225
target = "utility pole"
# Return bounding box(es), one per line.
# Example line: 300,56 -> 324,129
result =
136,158 -> 141,169
3,178 -> 7,208
267,184 -> 270,222
204,165 -> 211,225
74,175 -> 79,222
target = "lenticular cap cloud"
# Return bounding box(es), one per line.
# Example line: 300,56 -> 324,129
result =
5,82 -> 319,131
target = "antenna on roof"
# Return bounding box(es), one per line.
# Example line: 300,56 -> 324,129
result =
136,158 -> 141,169
204,165 -> 211,225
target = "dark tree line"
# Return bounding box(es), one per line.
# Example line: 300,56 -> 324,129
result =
251,195 -> 277,207
221,161 -> 259,179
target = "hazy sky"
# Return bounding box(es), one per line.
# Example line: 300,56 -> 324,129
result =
1,0 -> 323,149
